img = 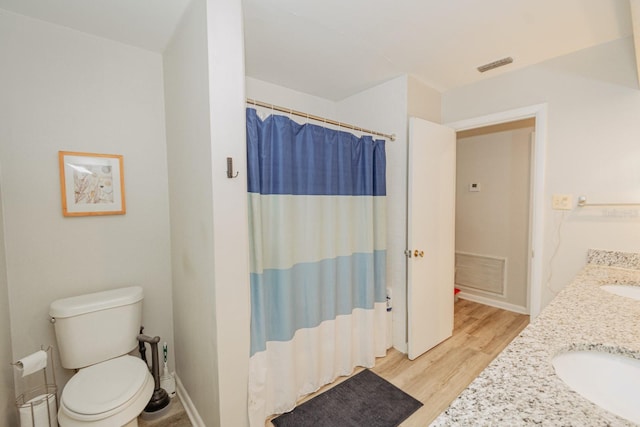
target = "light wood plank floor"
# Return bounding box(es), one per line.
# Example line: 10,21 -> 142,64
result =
267,299 -> 529,426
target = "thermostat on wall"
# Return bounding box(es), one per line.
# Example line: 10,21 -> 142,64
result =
469,183 -> 481,192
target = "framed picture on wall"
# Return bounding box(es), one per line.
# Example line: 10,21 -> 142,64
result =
58,151 -> 126,217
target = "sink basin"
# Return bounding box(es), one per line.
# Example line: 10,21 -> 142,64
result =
601,285 -> 640,300
552,350 -> 640,423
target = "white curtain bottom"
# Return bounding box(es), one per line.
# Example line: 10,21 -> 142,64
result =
248,302 -> 387,426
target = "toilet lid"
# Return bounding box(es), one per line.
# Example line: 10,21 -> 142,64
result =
62,355 -> 150,416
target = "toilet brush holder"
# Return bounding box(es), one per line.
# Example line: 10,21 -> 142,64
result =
160,342 -> 176,398
160,367 -> 176,398
137,331 -> 171,414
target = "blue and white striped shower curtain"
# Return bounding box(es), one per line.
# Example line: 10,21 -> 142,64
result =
246,108 -> 388,425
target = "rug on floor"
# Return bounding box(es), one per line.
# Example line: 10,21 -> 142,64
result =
272,369 -> 423,427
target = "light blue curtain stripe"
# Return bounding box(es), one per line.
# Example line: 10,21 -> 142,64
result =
247,193 -> 387,273
250,250 -> 387,356
246,108 -> 386,196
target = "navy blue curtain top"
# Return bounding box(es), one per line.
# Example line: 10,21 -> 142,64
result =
246,108 -> 386,196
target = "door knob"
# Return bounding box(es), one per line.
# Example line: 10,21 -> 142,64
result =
413,250 -> 424,258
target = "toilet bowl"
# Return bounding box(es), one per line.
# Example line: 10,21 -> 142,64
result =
57,356 -> 153,427
50,287 -> 154,427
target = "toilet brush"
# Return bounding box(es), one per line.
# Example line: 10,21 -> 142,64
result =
160,342 -> 176,397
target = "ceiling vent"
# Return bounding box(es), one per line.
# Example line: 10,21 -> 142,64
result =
477,57 -> 513,73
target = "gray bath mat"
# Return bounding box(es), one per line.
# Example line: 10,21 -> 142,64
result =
272,369 -> 423,427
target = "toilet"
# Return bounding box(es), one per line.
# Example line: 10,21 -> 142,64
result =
49,286 -> 154,427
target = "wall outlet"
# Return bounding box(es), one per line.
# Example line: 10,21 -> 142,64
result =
552,194 -> 572,210
468,183 -> 481,192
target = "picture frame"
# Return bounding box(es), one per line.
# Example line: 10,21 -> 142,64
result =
58,151 -> 126,217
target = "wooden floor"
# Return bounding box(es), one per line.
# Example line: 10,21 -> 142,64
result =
376,299 -> 529,425
266,299 -> 529,426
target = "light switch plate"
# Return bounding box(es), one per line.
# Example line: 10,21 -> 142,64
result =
552,194 -> 572,210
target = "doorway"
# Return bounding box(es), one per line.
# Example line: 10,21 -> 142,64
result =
454,119 -> 534,314
446,104 -> 548,318
405,105 -> 546,360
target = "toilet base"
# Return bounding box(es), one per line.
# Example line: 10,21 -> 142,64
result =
59,413 -> 139,427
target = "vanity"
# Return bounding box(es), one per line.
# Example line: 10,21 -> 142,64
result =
431,249 -> 640,426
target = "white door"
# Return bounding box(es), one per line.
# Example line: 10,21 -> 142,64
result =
407,117 -> 456,360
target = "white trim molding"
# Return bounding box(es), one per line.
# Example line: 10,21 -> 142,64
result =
175,373 -> 205,427
458,293 -> 528,315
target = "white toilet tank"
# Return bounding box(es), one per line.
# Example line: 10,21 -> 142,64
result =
49,286 -> 144,369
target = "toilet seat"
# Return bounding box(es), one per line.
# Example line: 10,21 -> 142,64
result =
59,355 -> 153,426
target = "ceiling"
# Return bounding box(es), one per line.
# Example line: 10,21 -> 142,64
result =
0,0 -> 636,100
0,0 -> 192,52
244,0 -> 634,100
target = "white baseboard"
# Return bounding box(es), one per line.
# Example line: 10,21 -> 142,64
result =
175,373 -> 205,427
458,292 -> 529,315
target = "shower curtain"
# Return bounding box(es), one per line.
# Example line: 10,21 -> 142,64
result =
246,108 -> 388,425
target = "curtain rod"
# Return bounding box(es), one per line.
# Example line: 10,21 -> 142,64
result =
246,98 -> 396,141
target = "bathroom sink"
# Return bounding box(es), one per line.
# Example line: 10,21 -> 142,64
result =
600,285 -> 640,301
552,350 -> 640,423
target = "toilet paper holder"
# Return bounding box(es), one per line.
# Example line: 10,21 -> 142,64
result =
12,346 -> 58,427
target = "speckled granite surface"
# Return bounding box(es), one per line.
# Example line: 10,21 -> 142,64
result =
431,250 -> 640,426
587,248 -> 640,270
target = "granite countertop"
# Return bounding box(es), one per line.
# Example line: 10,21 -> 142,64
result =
431,249 -> 640,426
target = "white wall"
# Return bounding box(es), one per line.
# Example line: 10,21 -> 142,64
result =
456,128 -> 533,309
0,8 -> 174,393
443,37 -> 640,308
246,77 -> 337,118
0,179 -> 16,427
408,75 -> 442,123
206,0 -> 250,424
164,0 -> 249,425
163,1 -> 219,425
